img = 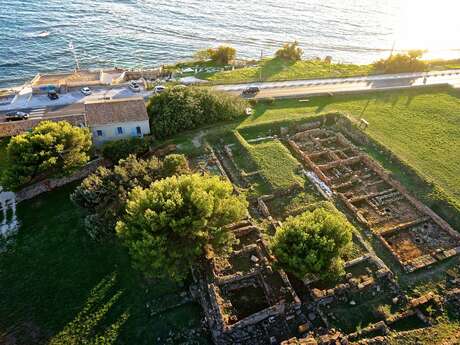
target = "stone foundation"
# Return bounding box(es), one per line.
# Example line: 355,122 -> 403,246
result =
288,128 -> 460,272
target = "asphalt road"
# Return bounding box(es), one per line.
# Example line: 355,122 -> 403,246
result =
215,69 -> 460,99
2,69 -> 460,124
0,103 -> 85,123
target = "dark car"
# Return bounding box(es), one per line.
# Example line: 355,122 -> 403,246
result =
48,90 -> 59,100
242,86 -> 260,96
5,111 -> 29,121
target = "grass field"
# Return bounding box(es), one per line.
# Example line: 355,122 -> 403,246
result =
233,131 -> 303,190
0,184 -> 209,345
199,58 -> 374,84
237,88 -> 460,212
245,140 -> 303,190
180,57 -> 460,85
2,85 -> 460,344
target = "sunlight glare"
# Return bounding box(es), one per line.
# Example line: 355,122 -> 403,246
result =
395,0 -> 460,59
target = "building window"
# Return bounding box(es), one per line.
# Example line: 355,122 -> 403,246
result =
136,126 -> 142,135
117,127 -> 123,135
96,130 -> 103,137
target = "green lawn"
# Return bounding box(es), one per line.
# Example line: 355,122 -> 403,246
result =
200,58 -> 373,84
186,57 -> 460,85
0,184 -> 209,345
238,88 -> 460,211
233,131 -> 303,190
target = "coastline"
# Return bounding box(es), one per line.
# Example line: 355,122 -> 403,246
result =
2,52 -> 460,91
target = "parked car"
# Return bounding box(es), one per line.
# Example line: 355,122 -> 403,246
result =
5,111 -> 29,121
80,87 -> 92,96
129,81 -> 141,92
154,85 -> 166,94
242,86 -> 260,96
47,90 -> 59,100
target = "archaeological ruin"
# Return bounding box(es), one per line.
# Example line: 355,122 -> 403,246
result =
287,128 -> 460,272
196,221 -> 305,345
187,117 -> 460,345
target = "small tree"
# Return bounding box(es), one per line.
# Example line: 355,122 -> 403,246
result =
194,45 -> 236,65
1,121 -> 92,191
373,50 -> 427,73
116,174 -> 248,281
275,41 -> 303,62
71,154 -> 190,240
102,137 -> 150,164
147,87 -> 246,139
271,207 -> 353,280
162,154 -> 189,176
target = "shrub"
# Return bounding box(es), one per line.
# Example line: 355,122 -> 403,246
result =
102,137 -> 150,164
261,97 -> 275,105
275,41 -> 303,62
147,87 -> 247,139
375,304 -> 392,320
248,99 -> 259,107
162,153 -> 189,176
373,50 -> 427,73
271,206 -> 353,280
116,174 -> 248,281
1,121 -> 92,191
194,45 -> 236,65
71,154 -> 190,240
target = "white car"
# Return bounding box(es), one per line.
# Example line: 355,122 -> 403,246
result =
129,81 -> 141,92
80,87 -> 92,96
154,85 -> 166,94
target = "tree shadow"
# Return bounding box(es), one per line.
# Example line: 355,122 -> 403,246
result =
258,58 -> 295,81
0,182 -> 211,345
48,273 -> 129,345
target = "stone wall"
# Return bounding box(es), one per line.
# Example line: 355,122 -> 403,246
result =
15,158 -> 104,203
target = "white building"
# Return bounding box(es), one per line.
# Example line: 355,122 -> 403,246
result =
84,97 -> 151,146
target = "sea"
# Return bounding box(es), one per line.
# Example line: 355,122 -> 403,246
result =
1,0 -> 460,88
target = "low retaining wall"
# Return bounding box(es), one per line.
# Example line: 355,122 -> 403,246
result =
15,158 -> 104,203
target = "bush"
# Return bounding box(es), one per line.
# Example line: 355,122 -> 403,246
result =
373,50 -> 427,73
275,41 -> 303,62
248,99 -> 259,107
71,154 -> 190,240
102,137 -> 150,164
147,87 -> 247,139
162,153 -> 189,176
194,45 -> 236,65
271,206 -> 353,280
1,121 -> 92,191
261,97 -> 275,105
116,174 -> 248,281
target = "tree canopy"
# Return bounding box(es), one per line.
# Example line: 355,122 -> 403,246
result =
71,154 -> 189,240
194,45 -> 237,65
275,41 -> 304,62
116,174 -> 248,281
101,137 -> 151,164
1,121 -> 92,191
271,206 -> 353,280
147,86 -> 247,139
373,50 -> 427,73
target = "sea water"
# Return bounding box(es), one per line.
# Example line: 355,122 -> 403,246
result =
1,0 -> 459,88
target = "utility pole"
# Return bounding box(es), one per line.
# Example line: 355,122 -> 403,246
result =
259,49 -> 263,81
69,41 -> 80,71
389,40 -> 396,59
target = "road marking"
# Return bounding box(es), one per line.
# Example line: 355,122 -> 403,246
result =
28,108 -> 46,119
